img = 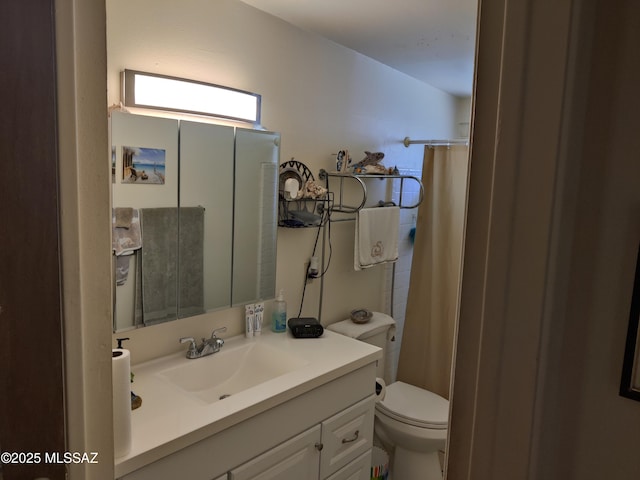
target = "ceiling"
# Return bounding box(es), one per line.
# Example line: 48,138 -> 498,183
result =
239,0 -> 478,97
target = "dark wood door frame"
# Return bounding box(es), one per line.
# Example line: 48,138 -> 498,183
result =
0,1 -> 67,479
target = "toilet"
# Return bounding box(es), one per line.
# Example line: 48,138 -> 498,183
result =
327,312 -> 449,480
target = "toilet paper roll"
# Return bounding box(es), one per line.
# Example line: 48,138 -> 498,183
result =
112,349 -> 132,457
375,377 -> 386,402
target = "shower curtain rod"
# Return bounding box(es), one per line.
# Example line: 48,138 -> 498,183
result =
403,137 -> 469,148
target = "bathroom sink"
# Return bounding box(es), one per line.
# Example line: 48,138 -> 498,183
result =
157,341 -> 309,404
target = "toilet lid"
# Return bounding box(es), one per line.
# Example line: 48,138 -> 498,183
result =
376,381 -> 449,430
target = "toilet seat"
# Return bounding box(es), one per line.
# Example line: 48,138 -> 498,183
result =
376,381 -> 449,430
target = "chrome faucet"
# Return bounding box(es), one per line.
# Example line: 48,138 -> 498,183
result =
179,327 -> 227,359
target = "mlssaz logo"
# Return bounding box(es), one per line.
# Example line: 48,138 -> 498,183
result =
44,452 -> 99,464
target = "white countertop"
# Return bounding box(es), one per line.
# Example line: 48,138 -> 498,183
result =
114,329 -> 381,478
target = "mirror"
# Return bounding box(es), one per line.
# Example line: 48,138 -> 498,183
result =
111,112 -> 180,330
180,120 -> 235,313
232,128 -> 280,306
111,112 -> 279,331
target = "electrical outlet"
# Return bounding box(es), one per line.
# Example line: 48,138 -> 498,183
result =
307,256 -> 319,278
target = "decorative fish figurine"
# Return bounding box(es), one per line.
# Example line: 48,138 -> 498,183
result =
350,151 -> 386,173
356,151 -> 385,167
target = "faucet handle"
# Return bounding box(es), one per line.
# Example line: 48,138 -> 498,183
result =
210,327 -> 227,338
179,336 -> 198,358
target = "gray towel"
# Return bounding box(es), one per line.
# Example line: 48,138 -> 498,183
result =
138,207 -> 204,324
178,207 -> 205,318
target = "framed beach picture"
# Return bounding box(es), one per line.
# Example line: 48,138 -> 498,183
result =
620,243 -> 640,401
121,146 -> 166,184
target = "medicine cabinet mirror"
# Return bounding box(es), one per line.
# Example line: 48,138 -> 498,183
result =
111,111 -> 279,332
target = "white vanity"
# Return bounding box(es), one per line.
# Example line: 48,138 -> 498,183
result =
115,329 -> 381,480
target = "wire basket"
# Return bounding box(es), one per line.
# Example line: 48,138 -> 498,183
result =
371,446 -> 389,480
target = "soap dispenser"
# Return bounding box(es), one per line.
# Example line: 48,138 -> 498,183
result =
272,290 -> 287,333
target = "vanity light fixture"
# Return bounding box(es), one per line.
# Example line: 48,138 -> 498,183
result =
122,69 -> 261,124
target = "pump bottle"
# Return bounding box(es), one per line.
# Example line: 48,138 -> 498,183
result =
272,290 -> 287,332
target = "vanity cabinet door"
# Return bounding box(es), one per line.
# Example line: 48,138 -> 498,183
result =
229,425 -> 321,480
319,396 -> 375,479
324,451 -> 371,480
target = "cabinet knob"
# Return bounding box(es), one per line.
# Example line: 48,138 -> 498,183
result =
315,442 -> 323,451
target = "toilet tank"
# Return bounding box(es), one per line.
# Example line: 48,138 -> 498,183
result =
360,329 -> 390,381
326,313 -> 396,384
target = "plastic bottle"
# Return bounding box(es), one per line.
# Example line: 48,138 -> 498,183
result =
272,290 -> 287,333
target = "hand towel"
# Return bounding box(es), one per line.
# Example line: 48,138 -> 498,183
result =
115,254 -> 133,286
112,208 -> 141,256
115,207 -> 134,228
354,206 -> 400,270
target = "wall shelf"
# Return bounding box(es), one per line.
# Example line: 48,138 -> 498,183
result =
278,159 -> 334,228
318,169 -> 424,214
278,194 -> 333,228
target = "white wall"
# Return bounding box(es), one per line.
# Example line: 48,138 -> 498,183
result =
107,0 -> 459,362
455,96 -> 472,138
56,0 -> 114,477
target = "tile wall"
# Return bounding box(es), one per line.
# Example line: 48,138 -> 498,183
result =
383,166 -> 423,382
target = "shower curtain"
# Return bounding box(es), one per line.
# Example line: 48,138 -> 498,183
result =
396,145 -> 469,399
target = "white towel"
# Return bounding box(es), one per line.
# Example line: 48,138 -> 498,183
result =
112,208 -> 142,256
354,206 -> 400,271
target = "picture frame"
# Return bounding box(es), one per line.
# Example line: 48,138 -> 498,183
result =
121,146 -> 166,185
620,243 -> 640,401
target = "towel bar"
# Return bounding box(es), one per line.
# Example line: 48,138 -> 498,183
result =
318,169 -> 424,214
